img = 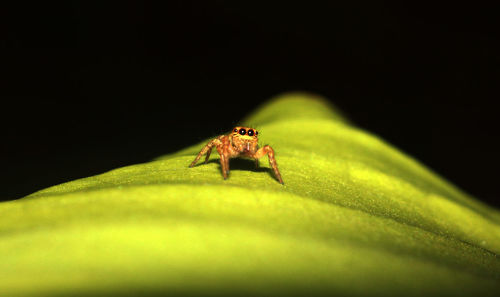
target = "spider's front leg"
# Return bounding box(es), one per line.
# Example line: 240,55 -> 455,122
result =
217,146 -> 230,179
189,137 -> 221,168
253,145 -> 284,184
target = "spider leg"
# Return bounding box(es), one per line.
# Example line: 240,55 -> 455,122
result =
225,155 -> 230,176
204,147 -> 212,164
217,146 -> 230,179
255,158 -> 260,168
253,145 -> 284,184
189,138 -> 221,168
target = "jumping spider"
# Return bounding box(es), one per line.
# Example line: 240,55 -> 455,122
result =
189,126 -> 284,184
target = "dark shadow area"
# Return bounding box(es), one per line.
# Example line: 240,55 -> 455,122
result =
203,158 -> 268,173
194,158 -> 277,182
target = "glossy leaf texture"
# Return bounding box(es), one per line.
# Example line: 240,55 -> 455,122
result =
1,93 -> 500,297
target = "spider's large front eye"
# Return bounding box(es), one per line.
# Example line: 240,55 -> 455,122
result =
239,128 -> 246,135
247,129 -> 254,136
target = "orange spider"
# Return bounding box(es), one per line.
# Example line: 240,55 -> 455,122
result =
189,126 -> 284,184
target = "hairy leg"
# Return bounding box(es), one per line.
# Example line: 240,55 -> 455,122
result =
217,146 -> 229,179
204,147 -> 212,164
254,145 -> 284,184
189,138 -> 221,167
225,155 -> 230,176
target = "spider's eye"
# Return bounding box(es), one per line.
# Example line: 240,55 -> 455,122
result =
255,131 -> 258,135
239,128 -> 246,135
233,128 -> 238,132
247,129 -> 254,136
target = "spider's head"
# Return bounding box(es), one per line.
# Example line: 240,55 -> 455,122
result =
231,126 -> 259,152
232,126 -> 258,139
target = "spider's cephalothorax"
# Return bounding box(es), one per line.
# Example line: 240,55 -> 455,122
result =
189,126 -> 284,184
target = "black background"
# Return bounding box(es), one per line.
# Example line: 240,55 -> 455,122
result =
2,2 -> 499,207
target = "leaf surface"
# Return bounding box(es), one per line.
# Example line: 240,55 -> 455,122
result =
2,93 -> 500,297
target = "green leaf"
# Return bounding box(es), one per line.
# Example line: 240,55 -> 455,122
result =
1,93 -> 500,297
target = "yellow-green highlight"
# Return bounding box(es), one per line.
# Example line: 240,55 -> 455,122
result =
1,92 -> 499,296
